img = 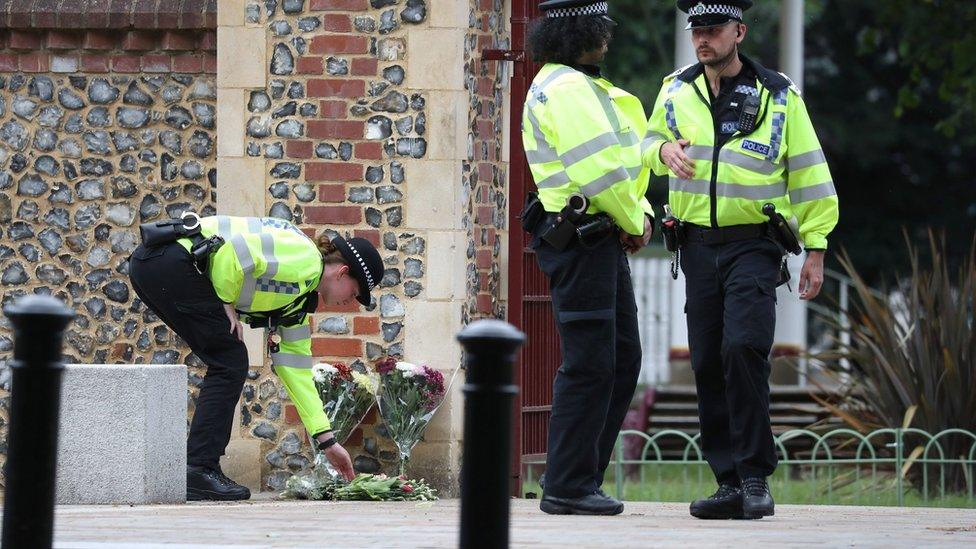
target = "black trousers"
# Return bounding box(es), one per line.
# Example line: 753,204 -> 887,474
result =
681,237 -> 781,484
532,221 -> 642,499
129,242 -> 248,470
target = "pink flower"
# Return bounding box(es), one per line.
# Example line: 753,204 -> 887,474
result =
422,366 -> 445,396
402,483 -> 414,493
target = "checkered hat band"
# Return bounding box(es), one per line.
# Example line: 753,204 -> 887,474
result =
688,3 -> 742,20
546,1 -> 608,18
347,242 -> 374,289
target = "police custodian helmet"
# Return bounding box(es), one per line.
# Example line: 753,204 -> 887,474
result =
677,0 -> 752,30
539,0 -> 615,24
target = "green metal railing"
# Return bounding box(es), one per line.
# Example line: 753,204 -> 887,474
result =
523,428 -> 976,507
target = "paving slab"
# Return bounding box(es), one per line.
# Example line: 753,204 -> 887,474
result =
17,495 -> 976,548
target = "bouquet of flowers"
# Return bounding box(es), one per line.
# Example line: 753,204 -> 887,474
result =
374,356 -> 455,476
283,456 -> 437,501
311,361 -> 377,444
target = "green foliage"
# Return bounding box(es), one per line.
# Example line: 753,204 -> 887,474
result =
813,233 -> 976,492
857,0 -> 976,138
524,463 -> 975,507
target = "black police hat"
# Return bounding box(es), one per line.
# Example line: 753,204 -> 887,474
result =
539,0 -> 615,24
677,0 -> 752,30
332,236 -> 384,306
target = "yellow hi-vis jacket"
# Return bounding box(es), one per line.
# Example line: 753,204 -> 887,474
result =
642,56 -> 839,250
522,63 -> 655,236
178,215 -> 331,436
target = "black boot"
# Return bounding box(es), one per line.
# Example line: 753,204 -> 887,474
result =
187,465 -> 251,501
540,491 -> 624,515
689,482 -> 743,519
742,477 -> 774,519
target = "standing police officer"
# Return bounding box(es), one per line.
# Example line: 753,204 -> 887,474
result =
643,0 -> 839,519
521,0 -> 655,515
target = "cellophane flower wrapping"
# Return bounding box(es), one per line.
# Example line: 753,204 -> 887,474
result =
373,356 -> 455,476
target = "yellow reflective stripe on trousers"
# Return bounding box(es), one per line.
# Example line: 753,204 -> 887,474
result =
271,352 -> 313,368
670,177 -> 787,200
789,180 -> 836,203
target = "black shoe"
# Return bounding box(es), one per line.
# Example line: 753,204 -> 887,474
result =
187,465 -> 251,501
742,477 -> 774,519
539,474 -> 620,511
689,483 -> 743,519
540,491 -> 624,515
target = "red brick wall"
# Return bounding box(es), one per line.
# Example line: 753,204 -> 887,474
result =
465,0 -> 509,322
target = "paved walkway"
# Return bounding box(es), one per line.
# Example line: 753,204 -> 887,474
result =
31,496 -> 976,548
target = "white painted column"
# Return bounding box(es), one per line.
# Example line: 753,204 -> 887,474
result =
778,0 -> 804,91
674,9 -> 697,69
778,0 -> 808,382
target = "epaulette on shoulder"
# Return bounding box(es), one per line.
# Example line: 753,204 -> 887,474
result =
778,72 -> 802,96
665,62 -> 696,82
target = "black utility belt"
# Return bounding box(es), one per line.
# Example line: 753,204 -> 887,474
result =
138,212 -> 224,273
540,211 -> 615,251
242,290 -> 319,330
682,222 -> 770,246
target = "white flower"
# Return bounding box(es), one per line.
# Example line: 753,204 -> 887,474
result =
312,362 -> 338,383
396,361 -> 418,378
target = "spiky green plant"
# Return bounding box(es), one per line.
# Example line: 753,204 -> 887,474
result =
810,232 -> 975,493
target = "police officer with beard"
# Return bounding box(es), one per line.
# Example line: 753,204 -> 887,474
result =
644,0 -> 839,519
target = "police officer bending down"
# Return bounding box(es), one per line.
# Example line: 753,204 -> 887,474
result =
645,0 -> 839,519
129,214 -> 384,500
521,0 -> 656,516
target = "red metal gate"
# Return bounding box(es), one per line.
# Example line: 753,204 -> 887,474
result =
503,0 -> 558,495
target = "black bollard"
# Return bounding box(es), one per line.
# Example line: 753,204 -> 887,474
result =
2,295 -> 75,549
457,319 -> 525,549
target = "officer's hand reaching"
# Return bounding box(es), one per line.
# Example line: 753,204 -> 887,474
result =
799,251 -> 825,300
318,433 -> 356,481
660,139 -> 695,180
222,303 -> 245,342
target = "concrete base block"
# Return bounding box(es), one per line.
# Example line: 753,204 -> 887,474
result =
56,364 -> 187,505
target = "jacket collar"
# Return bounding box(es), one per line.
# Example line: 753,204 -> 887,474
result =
676,53 -> 790,92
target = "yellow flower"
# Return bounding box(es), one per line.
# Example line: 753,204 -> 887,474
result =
351,371 -> 378,395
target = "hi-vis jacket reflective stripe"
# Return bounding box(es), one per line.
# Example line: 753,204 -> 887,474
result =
178,215 -> 330,435
642,56 -> 839,250
522,63 -> 655,236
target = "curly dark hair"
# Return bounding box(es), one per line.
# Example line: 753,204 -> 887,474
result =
527,15 -> 614,65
